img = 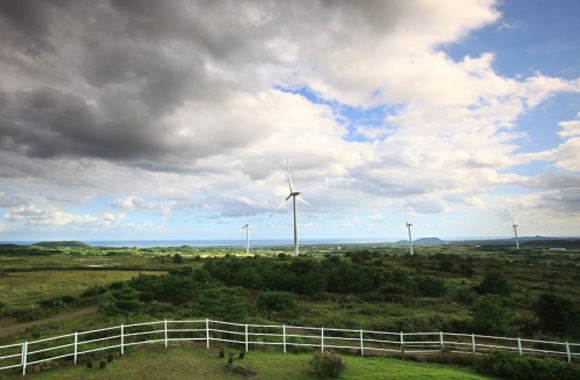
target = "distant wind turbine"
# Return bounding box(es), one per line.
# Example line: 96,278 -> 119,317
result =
239,213 -> 253,255
405,221 -> 414,255
512,221 -> 519,250
269,159 -> 310,256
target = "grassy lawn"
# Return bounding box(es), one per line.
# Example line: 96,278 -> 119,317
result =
0,271 -> 164,311
2,346 -> 491,380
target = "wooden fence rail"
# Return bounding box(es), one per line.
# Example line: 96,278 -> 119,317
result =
1,319 -> 578,375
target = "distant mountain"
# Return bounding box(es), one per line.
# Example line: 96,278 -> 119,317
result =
32,241 -> 91,248
393,237 -> 445,245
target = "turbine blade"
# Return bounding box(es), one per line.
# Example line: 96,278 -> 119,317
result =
296,196 -> 310,206
285,194 -> 293,201
287,158 -> 294,193
238,226 -> 246,235
269,197 -> 287,219
242,213 -> 248,224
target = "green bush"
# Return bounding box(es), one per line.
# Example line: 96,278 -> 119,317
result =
471,296 -> 511,334
257,291 -> 297,312
310,351 -> 347,378
475,351 -> 580,380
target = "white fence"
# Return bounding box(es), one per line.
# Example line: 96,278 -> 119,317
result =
1,319 -> 578,375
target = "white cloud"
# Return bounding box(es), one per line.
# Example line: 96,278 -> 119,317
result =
0,0 -> 579,236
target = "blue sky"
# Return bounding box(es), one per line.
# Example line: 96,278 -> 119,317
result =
0,0 -> 579,242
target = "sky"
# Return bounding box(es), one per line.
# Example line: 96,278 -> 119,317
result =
0,0 -> 579,242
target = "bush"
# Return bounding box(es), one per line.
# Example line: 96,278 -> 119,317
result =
415,276 -> 447,297
99,360 -> 107,369
475,270 -> 511,295
533,293 -> 577,335
310,351 -> 347,378
86,359 -> 93,368
257,291 -> 297,312
475,351 -> 580,380
471,296 -> 511,334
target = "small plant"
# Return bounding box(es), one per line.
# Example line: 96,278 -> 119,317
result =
86,359 -> 93,369
107,353 -> 114,362
310,351 -> 347,378
238,351 -> 245,360
228,354 -> 234,364
99,360 -> 107,369
219,349 -> 225,358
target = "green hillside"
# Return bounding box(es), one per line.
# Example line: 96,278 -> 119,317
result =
2,346 -> 491,380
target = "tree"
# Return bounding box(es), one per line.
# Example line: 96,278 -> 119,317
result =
475,270 -> 511,295
172,253 -> 184,264
102,285 -> 143,320
257,291 -> 297,312
471,296 -> 512,334
533,293 -> 577,335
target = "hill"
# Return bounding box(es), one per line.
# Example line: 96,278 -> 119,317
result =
32,241 -> 91,248
393,237 -> 445,245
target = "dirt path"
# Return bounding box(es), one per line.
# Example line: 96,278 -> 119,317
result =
0,306 -> 97,339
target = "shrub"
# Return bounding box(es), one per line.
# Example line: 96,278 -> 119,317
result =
471,296 -> 512,334
99,360 -> 107,369
475,351 -> 580,380
310,351 -> 347,378
257,291 -> 297,312
533,293 -> 577,335
475,270 -> 511,295
86,359 -> 93,368
415,276 -> 447,297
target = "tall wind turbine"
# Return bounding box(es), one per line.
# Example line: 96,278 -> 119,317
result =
269,159 -> 310,256
239,213 -> 253,255
405,221 -> 414,255
512,221 -> 519,250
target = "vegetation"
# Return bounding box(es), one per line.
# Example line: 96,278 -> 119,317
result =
475,351 -> 580,380
0,242 -> 579,365
0,346 -> 491,379
310,351 -> 347,378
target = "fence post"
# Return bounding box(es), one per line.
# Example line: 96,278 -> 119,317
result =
73,332 -> 78,364
164,319 -> 168,349
517,337 -> 522,355
566,341 -> 571,363
321,327 -> 325,352
21,341 -> 28,376
471,333 -> 476,354
205,319 -> 210,349
283,325 -> 287,354
360,329 -> 364,356
400,332 -> 405,359
244,324 -> 249,353
120,324 -> 125,355
439,331 -> 444,353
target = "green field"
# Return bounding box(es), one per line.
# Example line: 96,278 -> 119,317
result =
0,346 -> 491,380
0,270 -> 165,311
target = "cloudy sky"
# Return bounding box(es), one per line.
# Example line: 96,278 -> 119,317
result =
0,0 -> 579,242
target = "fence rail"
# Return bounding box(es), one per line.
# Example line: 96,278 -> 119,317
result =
1,319 -> 578,375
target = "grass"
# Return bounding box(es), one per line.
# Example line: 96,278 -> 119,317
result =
0,270 -> 164,311
0,345 -> 491,380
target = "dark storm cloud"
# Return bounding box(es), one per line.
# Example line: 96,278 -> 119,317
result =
0,0 -> 278,168
0,0 -> 67,54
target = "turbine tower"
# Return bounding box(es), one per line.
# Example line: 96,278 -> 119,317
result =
405,221 -> 414,255
240,213 -> 253,255
269,159 -> 310,256
512,222 -> 519,250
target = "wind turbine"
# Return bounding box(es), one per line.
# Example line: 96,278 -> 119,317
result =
512,221 -> 519,250
269,159 -> 310,256
239,214 -> 253,255
405,221 -> 414,255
